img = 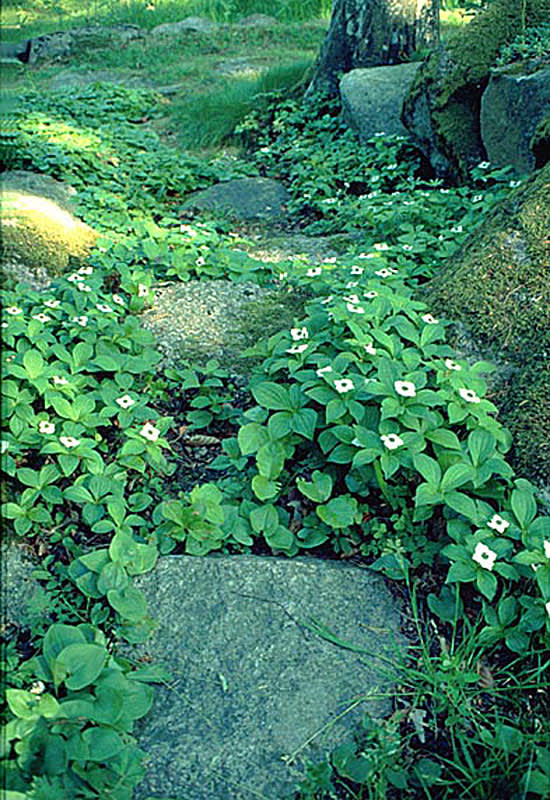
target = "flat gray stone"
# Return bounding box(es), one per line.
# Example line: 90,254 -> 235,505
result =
129,555 -> 406,800
2,544 -> 44,626
184,178 -> 289,222
340,62 -> 421,141
150,17 -> 219,36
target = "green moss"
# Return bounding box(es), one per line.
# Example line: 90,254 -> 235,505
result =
425,161 -> 550,483
1,190 -> 97,277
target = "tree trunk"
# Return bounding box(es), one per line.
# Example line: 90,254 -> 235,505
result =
307,0 -> 439,97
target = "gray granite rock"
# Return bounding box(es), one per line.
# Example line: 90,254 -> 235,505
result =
184,178 -> 289,222
128,555 -> 406,800
340,63 -> 421,142
2,544 -> 44,627
150,17 -> 220,36
481,66 -> 550,175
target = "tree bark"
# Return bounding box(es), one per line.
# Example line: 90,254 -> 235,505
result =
307,0 -> 440,97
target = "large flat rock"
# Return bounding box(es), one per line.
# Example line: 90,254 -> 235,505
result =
129,555 -> 406,800
183,178 -> 289,222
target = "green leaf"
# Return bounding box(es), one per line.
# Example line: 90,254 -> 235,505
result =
427,586 -> 462,623
97,562 -> 129,594
291,408 -> 317,440
82,728 -> 125,762
55,643 -> 106,690
425,428 -> 461,450
413,453 -> 441,486
256,441 -> 286,480
251,382 -> 293,411
446,561 -> 477,583
476,569 -> 498,601
511,486 -> 537,528
267,411 -> 292,440
43,624 -> 86,669
23,349 -> 44,380
296,471 -> 333,503
251,475 -> 280,500
415,482 -> 442,507
250,504 -> 278,534
440,463 -> 474,492
237,422 -> 268,455
317,495 -> 358,528
107,585 -> 147,621
444,491 -> 477,521
265,525 -> 295,551
468,429 -> 495,466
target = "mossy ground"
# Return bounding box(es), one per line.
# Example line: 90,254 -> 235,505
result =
425,161 -> 550,484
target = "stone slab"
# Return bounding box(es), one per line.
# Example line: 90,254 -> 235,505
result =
183,178 -> 289,222
129,555 -> 406,800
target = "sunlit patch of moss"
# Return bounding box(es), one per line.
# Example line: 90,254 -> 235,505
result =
1,190 -> 97,278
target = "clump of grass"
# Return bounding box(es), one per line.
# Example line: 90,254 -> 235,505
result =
172,58 -> 312,148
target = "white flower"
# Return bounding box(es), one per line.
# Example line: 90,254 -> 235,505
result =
350,265 -> 364,275
477,161 -> 490,169
306,267 -> 322,277
346,281 -> 358,288
450,226 -> 463,234
32,313 -> 51,323
30,681 -> 45,695
459,387 -> 481,404
472,195 -> 483,202
394,380 -> 416,398
344,294 -> 360,304
334,378 -> 354,394
73,315 -> 88,327
509,180 -> 521,188
402,244 -> 413,251
278,272 -> 288,280
115,395 -> 135,409
364,290 -> 378,299
373,243 -> 389,251
138,284 -> 149,297
472,542 -> 497,571
112,294 -> 125,306
440,189 -> 450,193
140,422 -> 160,442
374,132 -> 385,137
78,266 -> 93,275
381,433 -> 403,450
96,303 -> 112,313
66,273 -> 80,283
387,163 -> 398,170
287,343 -> 308,355
364,343 -> 377,355
546,601 -> 550,618
543,540 -> 550,559
316,365 -> 333,376
1,441 -> 9,454
320,295 -> 333,305
1,322 -> 7,328
77,282 -> 91,292
347,303 -> 365,314
59,436 -> 80,448
52,375 -> 69,386
323,257 -> 337,264
444,358 -> 461,371
487,514 -> 510,534
39,420 -> 55,434
375,268 -> 393,278
195,256 -> 206,266
44,299 -> 60,309
422,313 -> 439,324
290,327 -> 308,341
6,306 -> 23,315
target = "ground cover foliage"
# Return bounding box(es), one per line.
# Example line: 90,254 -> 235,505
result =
1,57 -> 549,800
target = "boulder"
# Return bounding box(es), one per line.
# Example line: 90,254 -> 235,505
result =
340,62 -> 421,141
127,555 -> 406,800
402,0 -> 550,180
237,14 -> 279,27
423,161 -> 550,489
16,25 -> 143,64
183,177 -> 289,222
150,17 -> 219,36
1,172 -> 97,288
480,65 -> 550,174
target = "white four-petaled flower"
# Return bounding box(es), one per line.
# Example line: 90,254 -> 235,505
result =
394,380 -> 416,398
381,433 -> 403,450
279,272 -> 288,280
364,343 -> 377,355
422,313 -> 439,324
77,282 -> 92,292
364,290 -> 378,299
196,256 -> 205,266
445,358 -> 461,371
39,421 -> 55,434
543,540 -> 550,559
546,602 -> 550,618
66,273 -> 80,283
373,243 -> 389,251
290,327 -> 308,341
96,303 -> 112,313
115,395 -> 135,409
140,422 -> 160,442
316,365 -> 333,376
59,436 -> 80,448
487,514 -> 510,534
375,268 -> 393,278
347,303 -> 365,314
138,284 -> 149,297
459,387 -> 481,404
287,343 -> 308,355
402,244 -> 413,251
32,313 -> 51,323
477,162 -> 490,169
306,267 -> 322,277
320,295 -> 333,305
334,378 -> 354,394
472,542 -> 497,571
52,375 -> 69,386
44,299 -> 60,309
112,294 -> 125,306
350,266 -> 364,275
6,307 -> 23,315
73,316 -> 88,327
78,266 -> 93,275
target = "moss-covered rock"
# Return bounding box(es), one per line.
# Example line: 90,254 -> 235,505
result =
1,174 -> 97,288
424,161 -> 550,487
402,0 -> 550,180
